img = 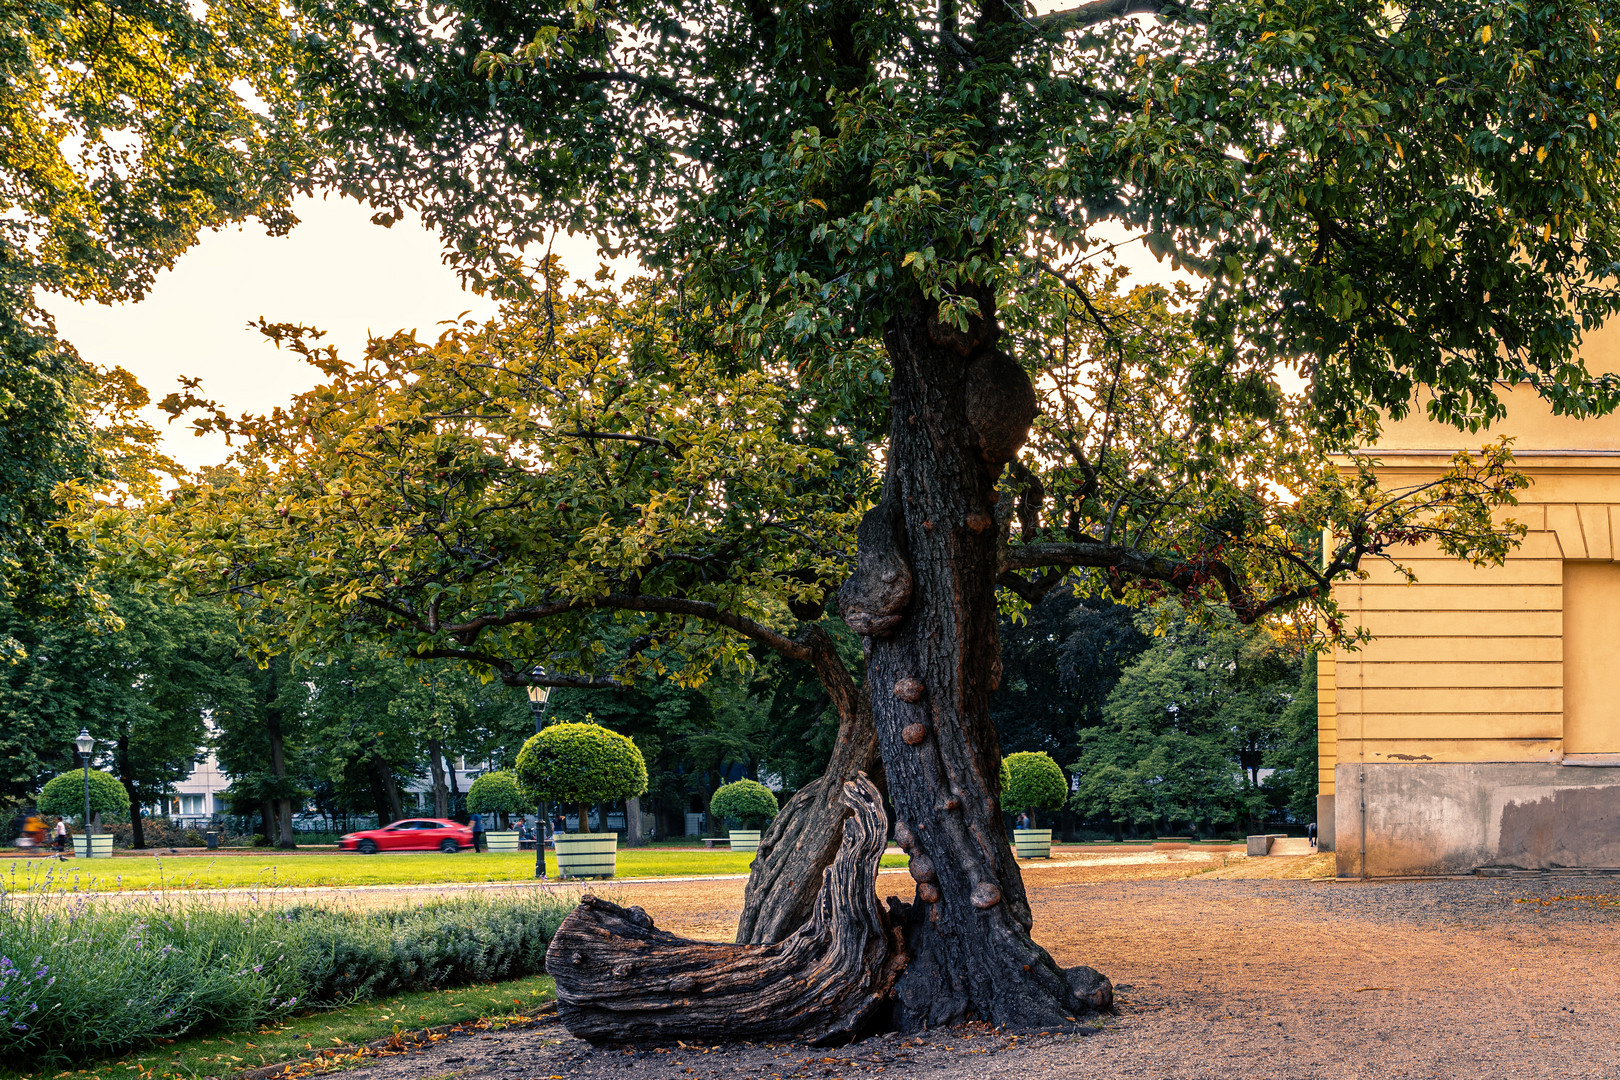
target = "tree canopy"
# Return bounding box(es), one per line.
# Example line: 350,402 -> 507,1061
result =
1,0 -> 314,616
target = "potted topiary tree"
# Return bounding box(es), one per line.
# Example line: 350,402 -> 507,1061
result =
39,769 -> 130,858
709,779 -> 779,854
515,722 -> 647,878
1000,752 -> 1068,859
466,769 -> 527,852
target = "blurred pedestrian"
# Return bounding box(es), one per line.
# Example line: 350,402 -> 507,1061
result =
470,811 -> 486,853
1308,821 -> 1318,850
53,817 -> 68,854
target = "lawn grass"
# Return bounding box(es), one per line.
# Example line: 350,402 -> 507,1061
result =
7,975 -> 557,1080
6,849 -> 911,891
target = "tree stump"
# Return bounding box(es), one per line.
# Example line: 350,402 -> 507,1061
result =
546,773 -> 903,1045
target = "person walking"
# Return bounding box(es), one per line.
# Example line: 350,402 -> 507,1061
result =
1308,821 -> 1318,850
470,811 -> 486,853
53,817 -> 68,855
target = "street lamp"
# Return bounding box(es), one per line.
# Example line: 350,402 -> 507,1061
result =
526,676 -> 552,879
74,729 -> 94,858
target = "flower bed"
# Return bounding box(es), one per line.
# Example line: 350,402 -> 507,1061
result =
0,886 -> 574,1066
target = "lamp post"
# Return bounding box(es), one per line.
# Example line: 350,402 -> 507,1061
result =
74,728 -> 94,857
526,679 -> 552,879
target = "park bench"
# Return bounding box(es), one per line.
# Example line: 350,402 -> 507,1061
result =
701,837 -> 730,849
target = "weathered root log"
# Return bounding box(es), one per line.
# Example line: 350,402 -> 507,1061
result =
737,627 -> 883,945
546,773 -> 903,1045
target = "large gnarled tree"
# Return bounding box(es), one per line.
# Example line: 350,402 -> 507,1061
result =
99,0 -> 1620,1038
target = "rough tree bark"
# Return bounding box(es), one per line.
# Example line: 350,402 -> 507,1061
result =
841,293 -> 1111,1030
116,733 -> 147,849
737,625 -> 884,945
547,774 -> 904,1044
266,664 -> 295,848
428,738 -> 449,818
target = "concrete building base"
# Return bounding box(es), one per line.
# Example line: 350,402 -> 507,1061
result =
1316,794 -> 1335,852
1334,762 -> 1620,877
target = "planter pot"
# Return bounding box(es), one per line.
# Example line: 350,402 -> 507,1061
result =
484,830 -> 520,853
555,832 -> 618,878
1013,829 -> 1052,859
728,829 -> 762,854
72,835 -> 114,858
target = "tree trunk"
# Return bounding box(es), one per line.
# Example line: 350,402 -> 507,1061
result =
266,665 -> 296,848
737,627 -> 884,944
117,734 -> 146,850
374,756 -> 404,821
259,796 -> 275,844
576,801 -> 591,833
428,739 -> 449,818
625,795 -> 643,847
547,774 -> 904,1044
843,297 -> 1110,1030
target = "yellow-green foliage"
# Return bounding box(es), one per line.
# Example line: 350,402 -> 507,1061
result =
515,722 -> 648,806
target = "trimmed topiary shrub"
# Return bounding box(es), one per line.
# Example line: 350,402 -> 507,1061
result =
1000,751 -> 1067,827
38,770 -> 129,823
515,722 -> 647,832
466,769 -> 528,828
710,779 -> 779,828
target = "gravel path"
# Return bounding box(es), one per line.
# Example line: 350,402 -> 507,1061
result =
343,873 -> 1620,1080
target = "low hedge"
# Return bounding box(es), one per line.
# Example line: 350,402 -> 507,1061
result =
0,888 -> 575,1066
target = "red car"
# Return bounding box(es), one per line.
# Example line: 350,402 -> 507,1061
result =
339,818 -> 474,854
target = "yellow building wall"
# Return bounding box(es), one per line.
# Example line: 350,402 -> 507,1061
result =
1322,372 -> 1620,773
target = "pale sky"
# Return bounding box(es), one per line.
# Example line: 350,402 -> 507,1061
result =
44,194 -> 1176,473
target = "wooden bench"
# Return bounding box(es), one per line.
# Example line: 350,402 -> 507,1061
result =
701,837 -> 730,849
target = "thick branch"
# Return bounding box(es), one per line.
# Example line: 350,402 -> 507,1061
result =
575,69 -> 738,121
436,594 -> 812,662
1033,0 -> 1204,31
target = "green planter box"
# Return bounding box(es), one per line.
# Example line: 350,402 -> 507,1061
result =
728,829 -> 762,854
72,835 -> 114,858
555,832 -> 617,878
1013,828 -> 1053,859
484,830 -> 519,852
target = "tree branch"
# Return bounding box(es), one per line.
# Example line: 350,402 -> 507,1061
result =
575,69 -> 739,121
1032,0 -> 1205,31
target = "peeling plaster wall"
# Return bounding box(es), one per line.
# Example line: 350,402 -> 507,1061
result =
1335,763 -> 1620,877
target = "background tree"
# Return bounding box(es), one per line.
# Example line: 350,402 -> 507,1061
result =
1261,654 -> 1321,826
1000,752 -> 1068,829
0,577 -> 244,847
214,652 -> 311,847
710,779 -> 780,830
39,769 -> 129,829
515,722 -> 649,833
991,592 -> 1149,782
466,769 -> 527,830
1073,606 -> 1306,837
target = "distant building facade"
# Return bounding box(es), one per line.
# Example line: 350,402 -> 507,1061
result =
1321,364 -> 1620,875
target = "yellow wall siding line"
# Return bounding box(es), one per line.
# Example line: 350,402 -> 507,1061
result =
1580,504 -> 1613,560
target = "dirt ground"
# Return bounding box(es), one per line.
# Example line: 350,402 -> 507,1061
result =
326,851 -> 1620,1080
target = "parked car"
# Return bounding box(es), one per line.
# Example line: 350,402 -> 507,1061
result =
339,818 -> 473,854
